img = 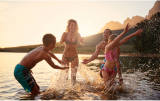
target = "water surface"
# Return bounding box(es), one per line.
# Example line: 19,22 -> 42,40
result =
0,52 -> 160,100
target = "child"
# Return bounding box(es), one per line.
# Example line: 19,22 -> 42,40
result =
102,24 -> 143,87
14,34 -> 69,96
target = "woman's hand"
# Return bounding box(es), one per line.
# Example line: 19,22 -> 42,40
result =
79,37 -> 84,43
60,32 -> 67,43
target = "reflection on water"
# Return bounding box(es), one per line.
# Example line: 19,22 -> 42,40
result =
0,53 -> 160,100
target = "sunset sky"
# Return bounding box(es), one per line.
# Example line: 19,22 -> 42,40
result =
0,0 -> 157,48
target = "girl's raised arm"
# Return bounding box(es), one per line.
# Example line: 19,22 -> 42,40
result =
119,29 -> 143,46
105,23 -> 130,51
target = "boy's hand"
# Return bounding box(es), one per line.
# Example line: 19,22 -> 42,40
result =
62,66 -> 69,70
82,59 -> 90,64
134,29 -> 143,36
59,60 -> 66,65
124,23 -> 130,33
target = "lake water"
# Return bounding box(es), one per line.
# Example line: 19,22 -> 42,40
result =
0,52 -> 160,100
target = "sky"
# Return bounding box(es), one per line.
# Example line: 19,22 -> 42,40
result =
0,0 -> 157,48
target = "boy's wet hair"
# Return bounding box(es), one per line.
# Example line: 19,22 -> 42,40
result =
108,34 -> 118,43
43,33 -> 56,47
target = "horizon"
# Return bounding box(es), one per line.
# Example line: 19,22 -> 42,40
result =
0,0 -> 157,48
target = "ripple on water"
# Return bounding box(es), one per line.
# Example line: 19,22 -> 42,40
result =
1,53 -> 160,100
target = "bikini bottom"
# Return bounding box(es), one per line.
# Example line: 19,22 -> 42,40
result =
101,67 -> 116,75
63,56 -> 78,62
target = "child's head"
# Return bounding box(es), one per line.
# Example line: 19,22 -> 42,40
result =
108,34 -> 118,43
43,34 -> 56,49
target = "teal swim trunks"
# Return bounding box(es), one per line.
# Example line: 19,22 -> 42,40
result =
14,64 -> 35,92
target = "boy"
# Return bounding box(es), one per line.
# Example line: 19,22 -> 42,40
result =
14,33 -> 69,96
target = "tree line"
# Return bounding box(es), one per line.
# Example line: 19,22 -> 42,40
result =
133,12 -> 160,54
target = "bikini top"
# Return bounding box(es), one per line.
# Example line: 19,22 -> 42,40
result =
65,33 -> 78,45
105,49 -> 117,61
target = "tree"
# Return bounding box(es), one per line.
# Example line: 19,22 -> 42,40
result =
133,12 -> 160,54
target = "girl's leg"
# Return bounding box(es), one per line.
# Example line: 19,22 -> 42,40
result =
62,57 -> 70,79
102,71 -> 110,87
71,57 -> 79,81
100,71 -> 103,78
110,73 -> 116,86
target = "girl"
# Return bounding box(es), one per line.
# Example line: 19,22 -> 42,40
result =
102,24 -> 143,87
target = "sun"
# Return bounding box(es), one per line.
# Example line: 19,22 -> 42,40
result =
79,26 -> 95,37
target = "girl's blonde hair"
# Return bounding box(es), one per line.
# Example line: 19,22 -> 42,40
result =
108,34 -> 118,43
66,19 -> 79,37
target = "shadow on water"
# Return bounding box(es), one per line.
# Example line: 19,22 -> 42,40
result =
17,56 -> 160,100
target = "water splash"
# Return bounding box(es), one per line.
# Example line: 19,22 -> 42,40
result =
41,63 -> 141,100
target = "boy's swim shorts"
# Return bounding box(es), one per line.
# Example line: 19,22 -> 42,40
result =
14,64 -> 35,92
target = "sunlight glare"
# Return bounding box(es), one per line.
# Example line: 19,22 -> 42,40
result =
79,26 -> 95,37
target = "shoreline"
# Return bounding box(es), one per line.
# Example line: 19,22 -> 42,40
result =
0,51 -> 159,57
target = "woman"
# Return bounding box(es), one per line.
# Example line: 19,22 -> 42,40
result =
60,19 -> 83,83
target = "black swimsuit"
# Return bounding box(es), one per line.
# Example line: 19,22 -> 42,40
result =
65,35 -> 78,45
63,33 -> 78,62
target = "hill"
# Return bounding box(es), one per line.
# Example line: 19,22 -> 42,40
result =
84,28 -> 137,46
99,0 -> 160,33
99,16 -> 145,33
145,0 -> 160,19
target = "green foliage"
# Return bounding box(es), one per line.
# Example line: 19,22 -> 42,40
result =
133,12 -> 160,54
120,45 -> 136,53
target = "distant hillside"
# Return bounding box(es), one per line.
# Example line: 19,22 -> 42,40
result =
99,0 -> 160,33
100,15 -> 145,33
0,42 -> 64,52
84,28 -> 137,46
99,16 -> 144,33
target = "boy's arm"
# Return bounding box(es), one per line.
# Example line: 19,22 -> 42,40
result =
105,24 -> 130,50
48,52 -> 65,65
82,44 -> 101,64
119,29 -> 143,46
44,53 -> 68,70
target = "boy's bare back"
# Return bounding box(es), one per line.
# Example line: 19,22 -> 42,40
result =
19,46 -> 48,69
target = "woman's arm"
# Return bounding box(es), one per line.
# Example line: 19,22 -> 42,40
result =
77,33 -> 83,45
60,32 -> 67,44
